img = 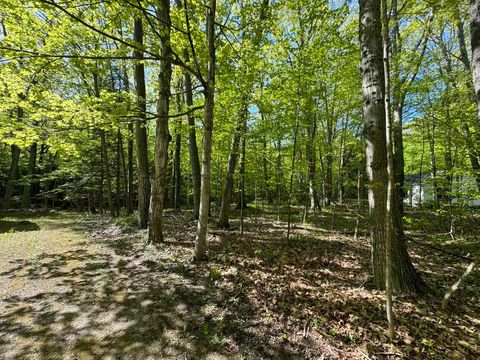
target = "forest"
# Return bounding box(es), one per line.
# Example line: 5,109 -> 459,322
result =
0,0 -> 479,358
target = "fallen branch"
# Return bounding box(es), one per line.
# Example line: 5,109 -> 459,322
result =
442,261 -> 476,310
404,235 -> 472,261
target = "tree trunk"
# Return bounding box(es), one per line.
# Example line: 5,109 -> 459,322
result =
21,142 -> 37,208
134,17 -> 150,228
381,0 -> 395,338
287,105 -> 300,240
262,135 -> 271,203
100,130 -> 115,217
306,115 -> 319,210
236,122 -> 247,210
2,143 -> 20,208
99,141 -> 104,215
469,0 -> 480,186
148,0 -> 172,243
427,118 -> 439,208
183,60 -> 201,219
217,105 -> 247,228
173,92 -> 182,211
116,129 -> 122,216
325,124 -> 333,206
276,137 -> 282,220
360,0 -> 426,294
123,67 -> 134,215
194,0 -> 216,260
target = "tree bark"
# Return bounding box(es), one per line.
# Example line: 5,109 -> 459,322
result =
381,0 -> 395,338
148,0 -> 173,243
217,107 -> 246,228
122,67 -> 134,215
236,122 -> 247,210
2,144 -> 21,208
325,120 -> 334,206
134,17 -> 150,228
100,130 -> 115,217
469,0 -> 480,186
21,142 -> 37,208
360,0 -> 426,294
306,114 -> 319,210
427,118 -> 439,208
173,90 -> 182,210
115,129 -> 122,216
194,0 -> 216,260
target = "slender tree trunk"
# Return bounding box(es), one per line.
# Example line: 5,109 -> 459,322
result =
172,92 -> 182,211
337,122 -> 346,204
101,130 -> 115,217
99,138 -> 105,215
276,137 -> 282,220
381,0 -> 395,338
262,135 -> 271,203
306,115 -> 319,210
21,142 -> 37,208
116,129 -> 122,216
134,17 -> 150,228
2,144 -> 20,208
427,118 -> 439,208
360,0 -> 426,294
444,122 -> 453,204
325,126 -> 333,206
93,71 -> 114,217
217,105 -> 247,228
390,0 -> 405,217
119,131 -> 128,210
175,0 -> 200,218
194,0 -> 216,260
393,104 -> 405,214
237,122 -> 247,210
239,132 -> 246,234
148,0 -> 172,243
287,104 -> 300,240
123,67 -> 134,215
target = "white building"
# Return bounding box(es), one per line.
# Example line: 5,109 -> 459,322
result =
404,174 -> 480,207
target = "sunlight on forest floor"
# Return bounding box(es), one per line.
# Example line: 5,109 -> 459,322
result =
0,209 -> 478,359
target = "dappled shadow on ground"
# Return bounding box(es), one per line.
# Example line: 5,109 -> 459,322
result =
0,209 -> 479,359
161,208 -> 480,359
0,220 -> 40,233
0,214 -> 296,359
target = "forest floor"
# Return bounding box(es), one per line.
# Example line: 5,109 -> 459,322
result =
0,206 -> 479,359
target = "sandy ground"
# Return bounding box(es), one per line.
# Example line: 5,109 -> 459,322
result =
0,212 -> 232,360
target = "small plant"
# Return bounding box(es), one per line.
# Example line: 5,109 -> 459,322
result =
209,266 -> 222,280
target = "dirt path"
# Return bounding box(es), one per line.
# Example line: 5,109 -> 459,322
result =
0,212 -> 231,360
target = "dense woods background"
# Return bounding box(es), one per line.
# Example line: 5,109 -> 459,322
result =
0,0 -> 479,358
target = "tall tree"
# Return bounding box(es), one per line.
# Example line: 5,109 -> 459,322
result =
133,17 -> 151,228
194,0 -> 216,260
470,0 -> 480,184
359,0 -> 426,294
148,0 -> 173,243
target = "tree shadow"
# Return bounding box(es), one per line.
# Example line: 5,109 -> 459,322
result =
0,220 -> 40,233
0,218 -> 297,359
